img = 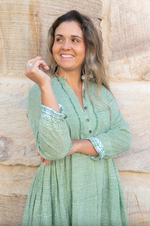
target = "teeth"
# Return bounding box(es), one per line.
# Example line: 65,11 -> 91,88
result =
61,55 -> 73,58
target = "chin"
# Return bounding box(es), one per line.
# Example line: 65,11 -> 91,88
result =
59,65 -> 75,71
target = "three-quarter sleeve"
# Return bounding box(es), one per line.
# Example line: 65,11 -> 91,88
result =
87,87 -> 131,161
27,85 -> 72,160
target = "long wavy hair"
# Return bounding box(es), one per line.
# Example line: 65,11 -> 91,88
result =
47,10 -> 111,109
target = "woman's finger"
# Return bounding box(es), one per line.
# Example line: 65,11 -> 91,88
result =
44,159 -> 52,166
36,143 -> 52,166
26,56 -> 41,67
26,59 -> 49,71
32,60 -> 49,70
26,58 -> 41,68
40,156 -> 44,162
36,152 -> 45,162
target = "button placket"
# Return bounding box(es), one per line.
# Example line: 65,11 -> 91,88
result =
82,90 -> 92,136
84,109 -> 92,135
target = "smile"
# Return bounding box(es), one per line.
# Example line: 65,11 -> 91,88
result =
60,54 -> 74,59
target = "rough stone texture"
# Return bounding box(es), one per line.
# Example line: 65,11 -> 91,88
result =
0,165 -> 37,225
102,0 -> 150,80
112,80 -> 150,173
0,195 -> 27,226
120,172 -> 150,226
0,76 -> 41,166
0,165 -> 38,196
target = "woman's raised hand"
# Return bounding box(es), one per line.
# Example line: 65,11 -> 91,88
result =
25,56 -> 50,88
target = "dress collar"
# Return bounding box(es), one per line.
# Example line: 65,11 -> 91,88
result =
55,75 -> 85,94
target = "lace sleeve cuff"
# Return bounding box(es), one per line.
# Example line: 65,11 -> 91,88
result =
86,137 -> 105,161
41,104 -> 67,123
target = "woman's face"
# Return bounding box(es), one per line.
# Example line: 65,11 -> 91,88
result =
52,21 -> 86,73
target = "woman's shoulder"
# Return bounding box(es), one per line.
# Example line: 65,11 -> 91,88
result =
87,81 -> 111,96
87,82 -> 114,108
101,85 -> 112,98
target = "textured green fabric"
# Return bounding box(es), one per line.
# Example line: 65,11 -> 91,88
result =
22,77 -> 131,226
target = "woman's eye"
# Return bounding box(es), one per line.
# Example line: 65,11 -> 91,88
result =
56,38 -> 63,42
72,39 -> 79,43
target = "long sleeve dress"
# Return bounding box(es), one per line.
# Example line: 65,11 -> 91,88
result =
22,76 -> 132,226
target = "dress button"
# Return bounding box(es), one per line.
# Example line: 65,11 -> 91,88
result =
84,106 -> 87,110
89,130 -> 92,133
86,119 -> 89,122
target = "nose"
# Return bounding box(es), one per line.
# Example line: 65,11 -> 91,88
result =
62,40 -> 71,50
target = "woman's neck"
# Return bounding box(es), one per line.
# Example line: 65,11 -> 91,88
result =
57,67 -> 82,90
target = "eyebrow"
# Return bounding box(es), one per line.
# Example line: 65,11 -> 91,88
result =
55,34 -> 83,40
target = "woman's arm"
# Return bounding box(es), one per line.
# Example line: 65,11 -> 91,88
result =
26,57 -> 72,161
76,89 -> 132,161
67,140 -> 99,156
25,57 -> 60,111
40,139 -> 98,165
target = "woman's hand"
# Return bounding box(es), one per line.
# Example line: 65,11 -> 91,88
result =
37,152 -> 52,166
25,56 -> 50,88
66,140 -> 79,156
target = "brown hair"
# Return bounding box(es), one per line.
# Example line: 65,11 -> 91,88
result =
47,10 -> 111,109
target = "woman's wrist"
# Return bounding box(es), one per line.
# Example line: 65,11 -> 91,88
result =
39,77 -> 51,90
40,79 -> 60,112
72,140 -> 88,153
73,139 -> 99,156
71,140 -> 81,153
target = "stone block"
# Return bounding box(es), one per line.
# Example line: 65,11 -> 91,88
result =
120,172 -> 150,226
102,0 -> 150,80
0,165 -> 38,196
111,80 -> 150,173
0,194 -> 27,226
0,77 -> 40,166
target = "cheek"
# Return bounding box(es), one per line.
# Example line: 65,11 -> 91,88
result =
80,45 -> 86,59
80,47 -> 86,61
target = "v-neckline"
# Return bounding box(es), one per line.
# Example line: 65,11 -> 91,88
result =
56,76 -> 85,112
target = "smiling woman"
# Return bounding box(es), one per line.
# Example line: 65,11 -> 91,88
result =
22,10 -> 131,226
52,21 -> 86,73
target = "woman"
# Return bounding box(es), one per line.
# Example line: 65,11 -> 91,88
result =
22,10 -> 131,226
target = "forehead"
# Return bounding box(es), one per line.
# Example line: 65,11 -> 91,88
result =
55,21 -> 83,37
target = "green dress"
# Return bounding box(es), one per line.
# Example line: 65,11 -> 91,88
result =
22,76 -> 131,226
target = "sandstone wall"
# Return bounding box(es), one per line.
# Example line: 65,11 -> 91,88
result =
0,0 -> 150,225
